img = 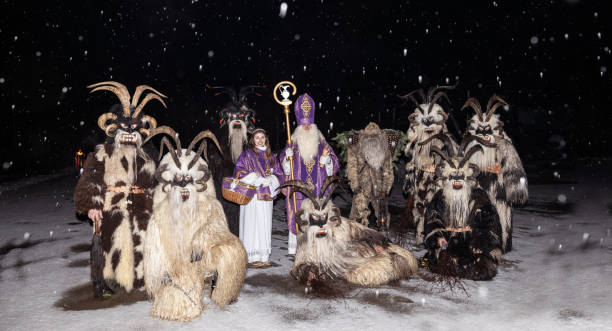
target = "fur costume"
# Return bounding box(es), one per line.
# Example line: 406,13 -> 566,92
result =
282,178 -> 418,287
399,86 -> 459,245
423,140 -> 502,281
143,126 -> 247,322
74,81 -> 166,297
207,85 -> 262,236
462,96 -> 528,252
346,122 -> 398,232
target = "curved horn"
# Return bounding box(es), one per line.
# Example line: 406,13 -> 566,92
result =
485,95 -> 508,121
209,85 -> 238,103
319,176 -> 343,208
97,112 -> 118,137
88,81 -> 131,117
461,97 -> 484,121
157,137 -> 181,167
279,181 -> 320,210
132,93 -> 167,118
142,126 -> 182,167
459,145 -> 484,169
398,89 -> 427,114
418,133 -> 456,157
426,83 -> 458,102
131,85 -> 167,107
187,130 -> 222,169
429,146 -> 454,167
238,85 -> 265,103
427,91 -> 450,115
138,115 -> 157,137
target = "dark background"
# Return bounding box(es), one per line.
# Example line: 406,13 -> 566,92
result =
0,1 -> 609,180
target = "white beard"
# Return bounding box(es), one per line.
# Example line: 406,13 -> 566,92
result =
152,184 -> 200,269
228,120 -> 247,163
300,224 -> 352,277
468,140 -> 497,170
442,184 -> 471,228
292,125 -> 322,163
360,135 -> 387,170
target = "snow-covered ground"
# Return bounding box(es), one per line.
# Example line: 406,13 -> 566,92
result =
1,164 -> 611,331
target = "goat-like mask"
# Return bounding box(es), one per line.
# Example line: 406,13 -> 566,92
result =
209,85 -> 264,133
89,81 -> 167,146
399,85 -> 455,140
279,176 -> 343,238
143,126 -> 222,201
462,95 -> 508,144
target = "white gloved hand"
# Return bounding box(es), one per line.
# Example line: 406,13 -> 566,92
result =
285,147 -> 293,158
319,154 -> 331,165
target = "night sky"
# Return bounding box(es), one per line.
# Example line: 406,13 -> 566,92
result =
0,1 -> 609,178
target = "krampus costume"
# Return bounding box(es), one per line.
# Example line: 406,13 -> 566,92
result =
399,86 -> 458,245
461,96 -> 528,252
282,177 -> 418,287
346,122 -> 399,231
423,137 -> 502,281
143,126 -> 247,321
74,81 -> 166,298
206,85 -> 261,236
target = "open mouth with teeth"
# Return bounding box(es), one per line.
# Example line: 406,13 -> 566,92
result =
452,181 -> 464,190
181,189 -> 190,201
119,134 -> 137,145
315,230 -> 328,238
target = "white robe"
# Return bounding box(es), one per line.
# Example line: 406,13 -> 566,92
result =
237,154 -> 281,263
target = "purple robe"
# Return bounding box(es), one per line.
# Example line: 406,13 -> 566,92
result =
279,140 -> 340,234
233,148 -> 284,201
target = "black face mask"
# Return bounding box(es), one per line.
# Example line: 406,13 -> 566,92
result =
309,213 -> 328,228
475,126 -> 493,136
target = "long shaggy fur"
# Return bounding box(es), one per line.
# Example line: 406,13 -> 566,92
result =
347,129 -> 394,226
292,200 -> 417,287
465,115 -> 528,252
403,104 -> 457,245
144,150 -> 247,321
74,132 -> 156,294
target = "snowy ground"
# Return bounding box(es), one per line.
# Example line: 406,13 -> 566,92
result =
1,163 -> 611,331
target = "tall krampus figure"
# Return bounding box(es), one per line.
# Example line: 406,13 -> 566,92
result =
143,126 -> 248,322
346,122 -> 399,233
206,85 -> 262,236
283,177 -> 418,288
423,136 -> 502,281
399,85 -> 458,245
461,96 -> 528,252
74,81 -> 166,298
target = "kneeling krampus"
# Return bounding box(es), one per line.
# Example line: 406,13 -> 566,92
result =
282,177 -> 418,288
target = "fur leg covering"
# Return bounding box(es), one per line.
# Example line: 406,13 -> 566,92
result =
345,245 -> 417,286
201,235 -> 247,308
150,277 -> 205,322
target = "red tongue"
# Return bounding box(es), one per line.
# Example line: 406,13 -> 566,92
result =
453,183 -> 463,189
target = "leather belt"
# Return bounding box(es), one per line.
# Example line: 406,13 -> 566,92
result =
106,185 -> 145,194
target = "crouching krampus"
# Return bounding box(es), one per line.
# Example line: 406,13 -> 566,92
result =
143,126 -> 247,321
423,138 -> 502,281
282,177 -> 418,288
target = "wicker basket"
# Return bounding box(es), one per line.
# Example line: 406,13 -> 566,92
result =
221,174 -> 256,205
